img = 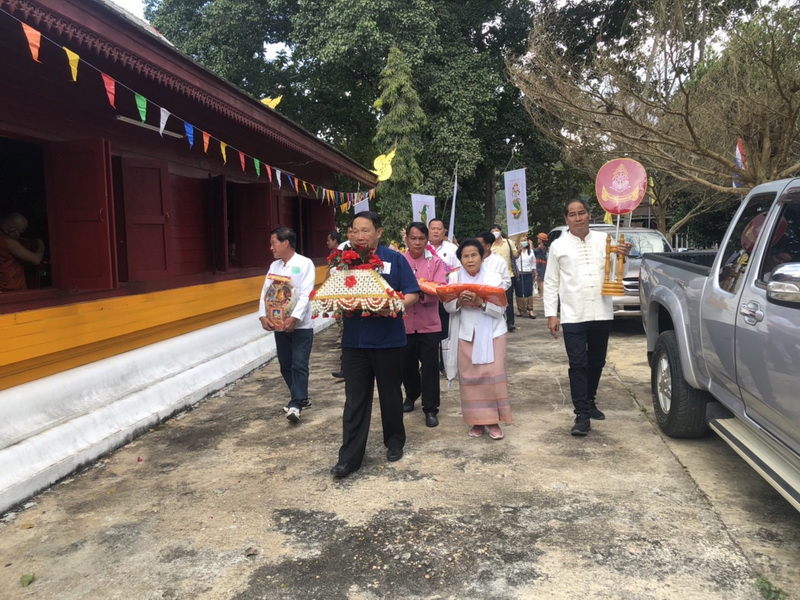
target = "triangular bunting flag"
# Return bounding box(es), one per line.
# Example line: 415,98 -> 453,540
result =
21,24 -> 42,63
220,142 -> 227,164
63,47 -> 80,81
239,151 -> 246,172
292,176 -> 299,193
101,73 -> 116,108
275,169 -> 282,187
202,131 -> 210,154
302,181 -> 308,193
184,123 -> 194,148
254,158 -> 261,177
265,164 -> 272,182
134,93 -> 147,122
159,108 -> 170,136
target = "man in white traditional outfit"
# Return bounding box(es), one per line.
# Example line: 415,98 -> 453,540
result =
258,227 -> 316,424
543,199 -> 631,436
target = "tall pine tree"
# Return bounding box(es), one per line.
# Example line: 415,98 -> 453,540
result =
372,47 -> 426,242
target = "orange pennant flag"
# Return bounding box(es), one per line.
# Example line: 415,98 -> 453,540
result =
21,24 -> 42,63
63,47 -> 80,81
220,142 -> 228,164
202,131 -> 210,154
101,73 -> 116,108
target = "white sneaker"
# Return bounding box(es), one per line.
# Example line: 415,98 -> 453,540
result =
286,407 -> 301,423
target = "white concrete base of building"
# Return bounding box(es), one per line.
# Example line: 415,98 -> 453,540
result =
0,315 -> 331,514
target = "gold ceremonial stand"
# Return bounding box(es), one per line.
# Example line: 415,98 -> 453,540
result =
602,233 -> 626,296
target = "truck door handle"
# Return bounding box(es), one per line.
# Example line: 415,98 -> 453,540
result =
739,301 -> 764,324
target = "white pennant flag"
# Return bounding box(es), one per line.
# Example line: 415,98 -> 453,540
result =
158,108 -> 170,137
448,164 -> 458,242
275,169 -> 283,188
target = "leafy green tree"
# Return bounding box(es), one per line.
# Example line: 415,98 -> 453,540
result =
372,47 -> 426,242
508,0 -> 797,235
144,0 -> 573,237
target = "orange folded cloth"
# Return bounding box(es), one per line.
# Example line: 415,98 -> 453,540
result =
434,283 -> 507,307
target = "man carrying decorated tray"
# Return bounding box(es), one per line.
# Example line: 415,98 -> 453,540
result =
329,211 -> 420,478
258,226 -> 316,424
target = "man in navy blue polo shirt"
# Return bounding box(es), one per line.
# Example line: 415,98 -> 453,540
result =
330,211 -> 420,478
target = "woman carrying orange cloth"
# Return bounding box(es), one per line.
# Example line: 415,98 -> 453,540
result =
444,238 -> 512,440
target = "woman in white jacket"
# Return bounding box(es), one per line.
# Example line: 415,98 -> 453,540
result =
444,238 -> 512,440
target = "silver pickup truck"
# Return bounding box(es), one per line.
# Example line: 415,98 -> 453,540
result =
640,178 -> 800,511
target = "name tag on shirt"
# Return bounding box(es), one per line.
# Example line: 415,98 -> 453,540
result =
382,263 -> 392,275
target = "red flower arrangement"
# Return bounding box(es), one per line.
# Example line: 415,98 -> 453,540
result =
326,244 -> 384,272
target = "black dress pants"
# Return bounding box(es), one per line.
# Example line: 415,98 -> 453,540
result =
562,320 -> 612,415
402,331 -> 441,414
339,347 -> 406,468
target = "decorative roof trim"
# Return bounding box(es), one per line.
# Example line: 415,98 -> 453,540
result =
2,0 -> 375,184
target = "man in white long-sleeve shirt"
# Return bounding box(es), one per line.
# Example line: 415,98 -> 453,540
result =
543,199 -> 630,436
259,227 -> 316,424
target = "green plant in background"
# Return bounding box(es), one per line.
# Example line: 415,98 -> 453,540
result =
755,576 -> 788,600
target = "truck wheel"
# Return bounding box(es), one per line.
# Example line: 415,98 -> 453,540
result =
651,330 -> 708,438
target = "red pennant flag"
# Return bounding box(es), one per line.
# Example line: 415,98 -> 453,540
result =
239,151 -> 246,172
101,73 -> 116,108
202,131 -> 210,154
21,24 -> 42,63
265,165 -> 273,182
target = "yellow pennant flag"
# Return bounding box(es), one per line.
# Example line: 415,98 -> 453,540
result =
372,148 -> 396,181
220,142 -> 227,164
63,47 -> 80,81
604,211 -> 613,225
261,95 -> 282,109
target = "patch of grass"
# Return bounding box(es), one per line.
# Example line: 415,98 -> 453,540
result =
639,404 -> 648,413
755,576 -> 788,600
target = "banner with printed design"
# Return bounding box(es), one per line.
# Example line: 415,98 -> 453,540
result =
411,194 -> 435,225
503,168 -> 528,237
354,198 -> 370,214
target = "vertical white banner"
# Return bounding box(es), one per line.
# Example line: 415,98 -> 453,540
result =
448,167 -> 458,243
503,168 -> 528,237
354,198 -> 370,213
411,194 -> 436,224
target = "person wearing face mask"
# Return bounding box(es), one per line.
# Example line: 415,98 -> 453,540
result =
514,236 -> 536,319
489,225 -> 519,331
534,233 -> 549,300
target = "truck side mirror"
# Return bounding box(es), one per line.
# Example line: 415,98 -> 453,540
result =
767,263 -> 800,304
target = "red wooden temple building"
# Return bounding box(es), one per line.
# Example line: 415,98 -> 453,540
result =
0,0 -> 374,512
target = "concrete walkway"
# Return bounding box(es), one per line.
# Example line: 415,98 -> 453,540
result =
0,316 -> 796,599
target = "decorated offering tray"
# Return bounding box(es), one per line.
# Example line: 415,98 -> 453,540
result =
311,269 -> 405,318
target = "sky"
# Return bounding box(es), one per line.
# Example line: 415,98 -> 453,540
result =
109,0 -> 145,19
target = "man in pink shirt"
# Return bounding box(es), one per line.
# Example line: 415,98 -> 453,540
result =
402,221 -> 448,427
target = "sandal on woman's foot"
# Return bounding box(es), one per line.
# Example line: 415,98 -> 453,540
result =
487,425 -> 504,440
468,425 -> 485,438
529,312 -> 536,319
